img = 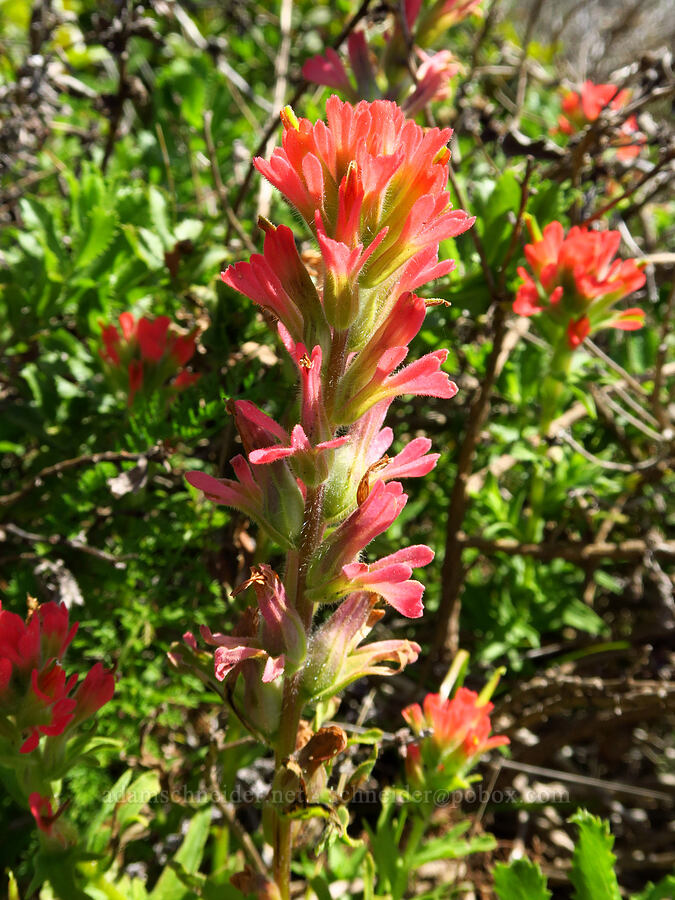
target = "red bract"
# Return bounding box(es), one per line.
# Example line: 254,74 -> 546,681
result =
312,480 -> 408,580
184,99 -> 469,732
513,221 -> 646,349
0,602 -> 114,754
71,662 -> 115,724
253,97 -> 473,289
29,793 -> 56,836
98,313 -> 200,404
222,222 -> 323,344
402,688 -> 509,786
341,545 -> 435,618
302,592 -> 421,701
556,80 -> 646,160
192,564 -> 307,686
403,51 -> 459,116
136,315 -> 171,361
302,32 -> 374,104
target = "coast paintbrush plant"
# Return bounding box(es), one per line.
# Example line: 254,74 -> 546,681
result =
175,96 -> 474,897
0,600 -> 115,892
513,218 -> 646,432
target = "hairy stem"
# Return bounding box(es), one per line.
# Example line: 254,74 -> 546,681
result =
272,481 -> 326,895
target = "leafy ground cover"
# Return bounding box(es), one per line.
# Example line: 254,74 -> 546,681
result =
0,0 -> 673,897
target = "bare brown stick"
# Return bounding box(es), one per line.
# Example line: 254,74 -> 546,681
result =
584,338 -> 650,397
208,759 -> 267,876
203,110 -> 257,254
558,430 -> 664,471
579,150 -> 675,226
600,393 -> 666,442
447,164 -> 496,295
466,361 -> 675,494
0,523 -> 128,567
497,758 -> 672,803
0,446 -> 167,509
431,303 -> 508,661
456,533 -> 675,563
257,0 -> 294,222
431,161 -> 535,660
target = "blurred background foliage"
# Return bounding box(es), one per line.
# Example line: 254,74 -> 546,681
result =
0,0 -> 673,895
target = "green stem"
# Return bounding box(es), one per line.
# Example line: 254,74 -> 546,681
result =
539,339 -> 573,436
272,482 -> 326,897
323,328 -> 349,419
525,339 -> 573,542
524,445 -> 548,543
272,673 -> 304,900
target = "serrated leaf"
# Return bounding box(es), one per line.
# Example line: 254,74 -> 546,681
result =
123,225 -> 166,270
569,810 -> 621,900
18,198 -> 64,262
75,206 -> 118,268
493,857 -> 552,900
632,875 -> 675,900
412,827 -> 496,865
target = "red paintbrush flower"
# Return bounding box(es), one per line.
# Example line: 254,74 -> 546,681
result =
402,687 -> 509,788
513,221 -> 645,349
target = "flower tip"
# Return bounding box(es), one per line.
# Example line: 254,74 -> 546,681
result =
257,215 -> 276,234
280,105 -> 300,131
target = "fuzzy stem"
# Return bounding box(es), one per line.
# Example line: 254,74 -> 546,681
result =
323,328 -> 349,419
272,674 -> 303,900
272,481 -> 326,896
525,338 -> 573,541
539,338 -> 573,435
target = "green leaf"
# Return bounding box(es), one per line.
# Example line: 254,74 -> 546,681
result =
75,206 -> 118,269
7,869 -> 21,900
346,728 -> 383,746
123,225 -> 166,270
569,810 -> 621,900
362,852 -> 376,900
30,848 -> 92,900
493,857 -> 552,900
569,384 -> 597,419
150,807 -> 211,900
173,219 -> 203,243
115,771 -> 161,834
307,875 -> 333,900
632,875 -> 675,900
412,827 -> 496,865
561,598 -> 606,633
593,570 -> 624,595
148,187 -> 173,246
